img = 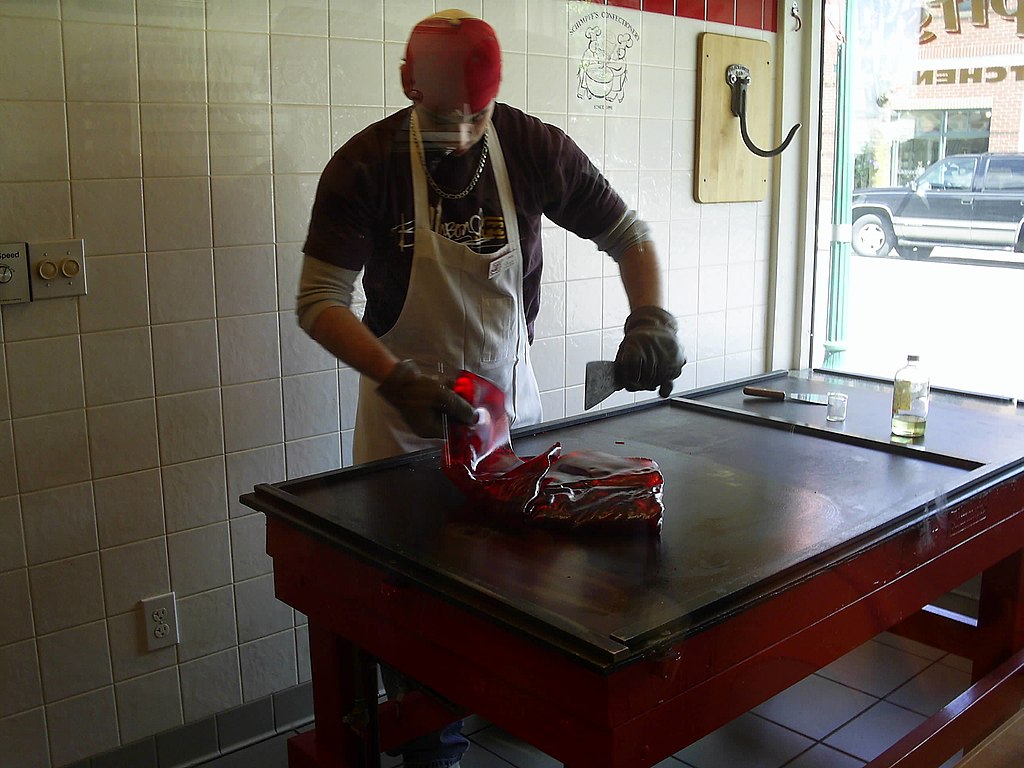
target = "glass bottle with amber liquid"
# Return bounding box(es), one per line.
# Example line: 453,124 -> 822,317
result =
891,354 -> 929,438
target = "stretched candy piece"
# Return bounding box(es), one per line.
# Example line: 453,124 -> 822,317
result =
527,450 -> 664,533
444,370 -> 663,534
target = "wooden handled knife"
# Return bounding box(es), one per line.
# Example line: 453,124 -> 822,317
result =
742,386 -> 828,405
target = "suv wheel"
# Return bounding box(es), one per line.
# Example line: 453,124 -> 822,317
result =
851,213 -> 895,257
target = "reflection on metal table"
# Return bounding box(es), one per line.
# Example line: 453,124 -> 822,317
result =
240,369 -> 1024,768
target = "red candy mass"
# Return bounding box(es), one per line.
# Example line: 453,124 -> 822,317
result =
443,371 -> 663,534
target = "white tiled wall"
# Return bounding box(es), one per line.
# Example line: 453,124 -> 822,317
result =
0,1 -> 774,765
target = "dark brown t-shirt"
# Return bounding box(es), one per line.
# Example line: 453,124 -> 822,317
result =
302,102 -> 627,340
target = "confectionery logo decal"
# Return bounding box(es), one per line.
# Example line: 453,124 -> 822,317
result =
570,7 -> 640,111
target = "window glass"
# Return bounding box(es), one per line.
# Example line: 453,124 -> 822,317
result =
985,157 -> 1024,190
918,157 -> 977,190
813,0 -> 1024,398
889,110 -> 990,184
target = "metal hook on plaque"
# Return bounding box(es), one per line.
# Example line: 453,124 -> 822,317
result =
725,63 -> 801,158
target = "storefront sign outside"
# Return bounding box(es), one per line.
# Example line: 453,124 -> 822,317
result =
921,0 -> 1023,43
916,65 -> 1024,85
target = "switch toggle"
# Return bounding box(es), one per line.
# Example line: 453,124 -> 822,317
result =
0,242 -> 31,305
27,239 -> 88,300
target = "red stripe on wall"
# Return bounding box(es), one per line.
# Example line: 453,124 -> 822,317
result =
675,0 -> 704,20
642,0 -> 676,14
707,0 -> 735,24
608,0 -> 642,9
736,0 -> 763,29
765,0 -> 778,32
651,0 -> 772,31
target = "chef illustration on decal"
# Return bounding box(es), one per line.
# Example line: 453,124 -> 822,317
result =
576,27 -> 633,104
569,8 -> 640,111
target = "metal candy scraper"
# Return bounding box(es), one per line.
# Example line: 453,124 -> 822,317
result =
584,360 -> 619,410
742,386 -> 828,405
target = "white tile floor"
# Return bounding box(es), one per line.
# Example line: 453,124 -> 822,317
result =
202,630 -> 974,768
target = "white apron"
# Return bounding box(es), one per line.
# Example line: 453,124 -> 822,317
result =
353,113 -> 543,463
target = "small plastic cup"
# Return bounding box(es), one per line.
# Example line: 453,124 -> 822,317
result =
826,392 -> 848,422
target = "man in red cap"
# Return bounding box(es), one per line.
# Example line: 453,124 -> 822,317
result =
297,11 -> 684,758
400,9 -> 501,152
299,9 -> 683,463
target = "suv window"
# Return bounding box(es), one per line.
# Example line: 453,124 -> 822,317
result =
917,156 -> 977,190
983,157 -> 1024,191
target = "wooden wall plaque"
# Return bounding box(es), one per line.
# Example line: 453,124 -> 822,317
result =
695,33 -> 773,203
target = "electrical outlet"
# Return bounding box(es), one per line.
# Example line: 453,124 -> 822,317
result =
141,592 -> 179,651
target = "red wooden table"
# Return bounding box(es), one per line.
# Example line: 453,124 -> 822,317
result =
242,370 -> 1024,768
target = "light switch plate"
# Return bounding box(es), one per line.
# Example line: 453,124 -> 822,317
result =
0,242 -> 31,304
28,239 -> 88,300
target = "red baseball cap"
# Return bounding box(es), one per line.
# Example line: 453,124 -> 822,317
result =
401,10 -> 502,115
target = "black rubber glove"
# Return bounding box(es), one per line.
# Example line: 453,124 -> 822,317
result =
377,360 -> 477,439
614,306 -> 686,397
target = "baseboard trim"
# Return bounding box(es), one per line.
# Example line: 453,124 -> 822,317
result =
83,681 -> 313,768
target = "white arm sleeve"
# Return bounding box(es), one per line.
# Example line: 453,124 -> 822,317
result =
592,209 -> 653,262
296,255 -> 362,335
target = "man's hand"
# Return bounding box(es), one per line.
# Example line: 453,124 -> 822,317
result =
377,360 -> 477,438
614,306 -> 686,397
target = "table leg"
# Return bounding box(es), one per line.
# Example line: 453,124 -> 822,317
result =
305,620 -> 381,768
973,549 -> 1024,681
